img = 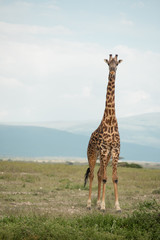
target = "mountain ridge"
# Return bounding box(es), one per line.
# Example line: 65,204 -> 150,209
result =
0,125 -> 89,158
0,122 -> 160,162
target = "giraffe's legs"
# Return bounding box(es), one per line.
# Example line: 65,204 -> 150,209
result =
113,181 -> 121,212
112,149 -> 121,212
97,169 -> 101,209
97,151 -> 111,211
101,177 -> 107,211
87,156 -> 96,209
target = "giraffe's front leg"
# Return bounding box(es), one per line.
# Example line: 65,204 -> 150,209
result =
113,180 -> 121,212
101,179 -> 107,211
97,168 -> 101,209
99,161 -> 107,212
98,150 -> 111,212
112,149 -> 121,212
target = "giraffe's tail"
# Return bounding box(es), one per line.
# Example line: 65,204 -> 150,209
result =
84,167 -> 90,187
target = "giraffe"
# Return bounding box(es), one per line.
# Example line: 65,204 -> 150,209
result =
84,54 -> 122,212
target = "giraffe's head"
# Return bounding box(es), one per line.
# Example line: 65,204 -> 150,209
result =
104,54 -> 122,74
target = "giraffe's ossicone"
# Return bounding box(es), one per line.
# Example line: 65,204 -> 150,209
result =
84,54 -> 122,212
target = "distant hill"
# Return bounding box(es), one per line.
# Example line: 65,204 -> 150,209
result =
0,122 -> 160,162
38,112 -> 160,150
120,142 -> 160,162
0,125 -> 89,158
119,112 -> 160,149
5,112 -> 159,149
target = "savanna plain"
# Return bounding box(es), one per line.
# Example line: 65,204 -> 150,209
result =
0,161 -> 160,240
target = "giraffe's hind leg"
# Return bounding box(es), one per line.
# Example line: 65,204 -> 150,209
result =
86,154 -> 97,210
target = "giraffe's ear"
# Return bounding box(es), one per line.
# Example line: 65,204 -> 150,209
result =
104,59 -> 109,65
118,59 -> 123,64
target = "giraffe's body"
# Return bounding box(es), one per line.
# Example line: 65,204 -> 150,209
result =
84,54 -> 122,212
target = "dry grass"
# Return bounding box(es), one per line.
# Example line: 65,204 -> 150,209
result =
0,161 -> 160,217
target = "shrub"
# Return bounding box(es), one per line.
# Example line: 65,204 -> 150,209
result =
119,162 -> 142,168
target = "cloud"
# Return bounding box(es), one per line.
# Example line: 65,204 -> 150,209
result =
82,87 -> 91,97
0,22 -> 106,121
132,1 -> 145,8
114,45 -> 160,117
124,90 -> 150,105
133,91 -> 150,103
0,76 -> 24,88
0,110 -> 8,120
121,19 -> 134,26
119,12 -> 134,27
40,1 -> 60,10
0,21 -> 72,36
0,19 -> 160,121
15,0 -> 59,10
15,1 -> 34,8
62,86 -> 92,99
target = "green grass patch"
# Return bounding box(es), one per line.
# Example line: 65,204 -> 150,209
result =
21,174 -> 41,183
0,200 -> 159,240
152,189 -> 160,194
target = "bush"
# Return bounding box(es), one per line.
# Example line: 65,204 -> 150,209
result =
119,162 -> 142,168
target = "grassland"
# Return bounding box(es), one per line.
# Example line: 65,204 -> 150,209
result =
0,161 -> 160,239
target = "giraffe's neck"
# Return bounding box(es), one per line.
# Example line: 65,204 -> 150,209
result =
102,71 -> 117,125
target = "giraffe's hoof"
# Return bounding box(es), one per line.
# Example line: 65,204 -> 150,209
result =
101,209 -> 106,213
115,203 -> 121,213
116,209 -> 122,213
87,200 -> 91,210
115,206 -> 121,213
97,201 -> 101,210
100,202 -> 105,212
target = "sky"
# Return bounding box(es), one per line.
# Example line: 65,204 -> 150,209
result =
0,0 -> 160,122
